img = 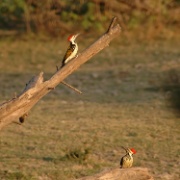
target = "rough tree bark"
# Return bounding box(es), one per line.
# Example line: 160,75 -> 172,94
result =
0,17 -> 121,130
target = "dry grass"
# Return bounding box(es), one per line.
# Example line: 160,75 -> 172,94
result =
0,38 -> 179,180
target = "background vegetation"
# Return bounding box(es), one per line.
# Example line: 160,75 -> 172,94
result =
0,0 -> 179,39
0,0 -> 179,180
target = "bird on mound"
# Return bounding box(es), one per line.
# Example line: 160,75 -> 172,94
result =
120,146 -> 136,168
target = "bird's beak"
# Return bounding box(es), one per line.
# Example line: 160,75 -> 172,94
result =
74,33 -> 80,39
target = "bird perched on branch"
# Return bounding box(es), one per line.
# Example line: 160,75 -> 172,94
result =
54,33 -> 82,94
60,33 -> 80,68
120,146 -> 136,168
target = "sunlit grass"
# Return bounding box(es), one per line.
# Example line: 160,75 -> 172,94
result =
0,39 -> 179,179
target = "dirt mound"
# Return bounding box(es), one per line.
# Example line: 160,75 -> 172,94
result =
78,167 -> 154,180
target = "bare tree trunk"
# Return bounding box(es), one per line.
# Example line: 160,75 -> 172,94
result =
0,17 -> 121,131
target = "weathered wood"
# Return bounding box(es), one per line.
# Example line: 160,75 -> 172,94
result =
0,17 -> 121,130
61,81 -> 82,94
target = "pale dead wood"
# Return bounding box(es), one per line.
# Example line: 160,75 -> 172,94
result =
107,17 -> 117,33
60,81 -> 82,94
0,17 -> 121,130
56,65 -> 83,94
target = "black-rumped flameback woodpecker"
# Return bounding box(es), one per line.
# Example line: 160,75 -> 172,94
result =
60,33 -> 80,68
120,147 -> 136,168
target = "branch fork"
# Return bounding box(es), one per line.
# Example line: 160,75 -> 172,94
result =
0,17 -> 121,130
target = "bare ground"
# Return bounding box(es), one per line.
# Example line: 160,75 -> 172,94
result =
0,39 -> 179,180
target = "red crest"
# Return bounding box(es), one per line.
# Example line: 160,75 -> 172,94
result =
130,148 -> 136,154
67,34 -> 74,41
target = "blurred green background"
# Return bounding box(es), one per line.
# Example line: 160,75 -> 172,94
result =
0,0 -> 179,39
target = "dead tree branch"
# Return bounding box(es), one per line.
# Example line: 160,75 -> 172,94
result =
0,17 -> 121,131
60,81 -> 82,94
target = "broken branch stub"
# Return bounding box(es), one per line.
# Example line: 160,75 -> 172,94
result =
0,17 -> 121,130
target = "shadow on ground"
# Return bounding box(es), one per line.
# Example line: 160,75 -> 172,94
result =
145,69 -> 180,116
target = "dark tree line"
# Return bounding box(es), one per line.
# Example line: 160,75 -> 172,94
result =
0,0 -> 179,37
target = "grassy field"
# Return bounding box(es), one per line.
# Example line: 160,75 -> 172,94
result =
0,37 -> 179,180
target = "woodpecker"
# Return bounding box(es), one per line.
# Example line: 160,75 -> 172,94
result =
120,147 -> 136,168
55,33 -> 82,94
60,33 -> 80,68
